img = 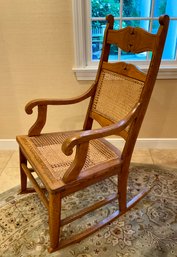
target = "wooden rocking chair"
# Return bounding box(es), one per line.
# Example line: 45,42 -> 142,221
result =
16,15 -> 169,253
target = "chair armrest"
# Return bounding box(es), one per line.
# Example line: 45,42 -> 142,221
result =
26,84 -> 96,136
62,102 -> 141,156
25,83 -> 95,114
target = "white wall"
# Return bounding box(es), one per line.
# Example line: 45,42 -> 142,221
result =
0,0 -> 176,140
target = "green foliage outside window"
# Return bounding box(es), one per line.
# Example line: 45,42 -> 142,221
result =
91,0 -> 120,18
91,0 -> 170,60
91,0 -> 141,59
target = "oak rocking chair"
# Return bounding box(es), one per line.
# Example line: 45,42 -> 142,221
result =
16,15 -> 169,252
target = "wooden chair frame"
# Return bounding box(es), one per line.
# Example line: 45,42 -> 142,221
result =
16,15 -> 169,253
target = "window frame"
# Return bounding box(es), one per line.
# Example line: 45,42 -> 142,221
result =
72,0 -> 177,80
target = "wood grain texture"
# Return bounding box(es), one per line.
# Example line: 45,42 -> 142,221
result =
107,26 -> 157,53
102,61 -> 146,82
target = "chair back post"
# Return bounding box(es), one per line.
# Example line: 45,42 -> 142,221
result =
95,15 -> 114,83
121,15 -> 169,163
141,15 -> 169,105
83,15 -> 114,131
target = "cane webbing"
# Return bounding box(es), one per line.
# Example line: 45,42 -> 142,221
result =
21,132 -> 119,181
91,69 -> 144,123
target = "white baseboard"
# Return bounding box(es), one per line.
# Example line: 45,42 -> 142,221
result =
0,138 -> 177,150
108,138 -> 177,149
0,139 -> 18,150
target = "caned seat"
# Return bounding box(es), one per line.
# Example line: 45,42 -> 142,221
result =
17,132 -> 121,188
16,14 -> 169,253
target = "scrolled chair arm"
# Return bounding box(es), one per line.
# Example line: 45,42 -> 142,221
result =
62,102 -> 141,156
62,102 -> 141,183
25,84 -> 96,136
25,83 -> 95,114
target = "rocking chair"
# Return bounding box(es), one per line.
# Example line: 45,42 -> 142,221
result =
16,14 -> 169,253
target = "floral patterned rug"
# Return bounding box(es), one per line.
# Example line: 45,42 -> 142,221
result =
0,164 -> 177,257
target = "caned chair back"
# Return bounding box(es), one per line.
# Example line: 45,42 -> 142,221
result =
86,15 -> 169,141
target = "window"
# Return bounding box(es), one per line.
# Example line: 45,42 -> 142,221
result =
72,0 -> 177,80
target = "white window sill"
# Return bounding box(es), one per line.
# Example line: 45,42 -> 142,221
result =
73,65 -> 177,80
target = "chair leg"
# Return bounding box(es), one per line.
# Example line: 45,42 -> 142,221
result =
118,170 -> 128,213
118,165 -> 150,214
48,192 -> 61,253
19,148 -> 28,193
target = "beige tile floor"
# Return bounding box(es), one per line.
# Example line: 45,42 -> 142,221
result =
0,149 -> 177,194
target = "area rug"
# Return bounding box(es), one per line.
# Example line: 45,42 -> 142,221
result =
0,164 -> 177,257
